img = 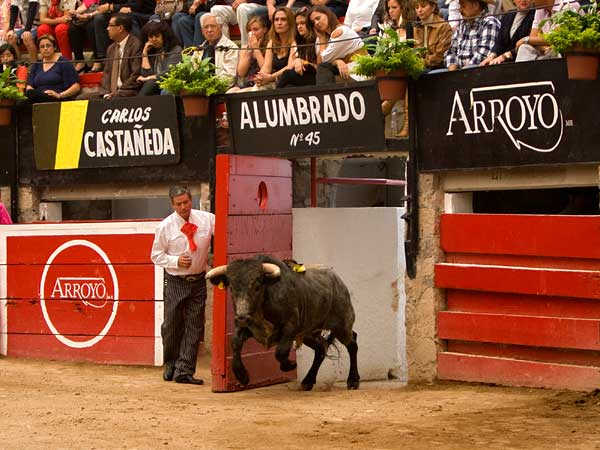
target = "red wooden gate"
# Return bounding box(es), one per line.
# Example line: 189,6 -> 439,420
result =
436,214 -> 600,390
211,154 -> 295,392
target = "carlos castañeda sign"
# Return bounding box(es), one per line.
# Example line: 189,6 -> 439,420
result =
39,240 -> 119,348
446,81 -> 564,153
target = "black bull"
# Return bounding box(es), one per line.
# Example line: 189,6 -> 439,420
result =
205,255 -> 360,390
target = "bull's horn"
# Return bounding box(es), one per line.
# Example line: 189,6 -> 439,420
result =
262,263 -> 281,278
206,265 -> 228,279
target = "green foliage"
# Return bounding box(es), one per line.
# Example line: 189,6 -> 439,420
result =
158,55 -> 231,96
0,67 -> 25,101
542,1 -> 600,54
352,28 -> 425,79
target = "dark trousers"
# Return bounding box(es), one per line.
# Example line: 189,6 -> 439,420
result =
162,273 -> 206,378
316,62 -> 340,85
25,89 -> 59,103
138,79 -> 160,96
277,67 -> 316,88
69,21 -> 97,60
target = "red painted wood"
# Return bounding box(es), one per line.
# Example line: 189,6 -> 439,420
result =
438,352 -> 600,391
7,334 -> 155,365
5,233 -> 157,365
435,263 -> 600,300
446,253 -> 600,272
446,290 -> 600,319
6,234 -> 154,264
229,154 -> 292,177
211,154 -> 295,392
227,215 -> 292,255
438,311 -> 600,350
228,175 -> 292,215
447,341 -> 600,367
440,214 -> 600,259
211,154 -> 231,385
5,299 -> 156,336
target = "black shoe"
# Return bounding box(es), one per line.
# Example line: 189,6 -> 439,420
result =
174,374 -> 204,385
163,365 -> 175,381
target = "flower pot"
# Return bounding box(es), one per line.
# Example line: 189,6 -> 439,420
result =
0,99 -> 14,126
180,93 -> 209,117
565,48 -> 600,80
375,70 -> 407,101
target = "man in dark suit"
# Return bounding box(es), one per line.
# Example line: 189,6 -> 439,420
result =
101,13 -> 142,98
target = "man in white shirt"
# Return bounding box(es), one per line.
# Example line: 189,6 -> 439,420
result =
191,13 -> 238,82
515,0 -> 581,61
151,186 -> 215,385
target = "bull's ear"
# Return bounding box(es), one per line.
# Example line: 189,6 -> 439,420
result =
208,274 -> 229,289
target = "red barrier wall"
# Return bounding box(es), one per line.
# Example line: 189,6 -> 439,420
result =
436,214 -> 600,390
0,222 -> 162,365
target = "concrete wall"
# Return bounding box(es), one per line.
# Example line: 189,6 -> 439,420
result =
293,207 -> 407,384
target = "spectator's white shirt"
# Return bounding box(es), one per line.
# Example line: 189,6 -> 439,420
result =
533,0 -> 581,34
344,0 -> 380,32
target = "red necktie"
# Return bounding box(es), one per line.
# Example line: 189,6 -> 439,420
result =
180,222 -> 198,252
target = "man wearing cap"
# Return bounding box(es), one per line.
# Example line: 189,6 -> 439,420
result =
151,186 -> 215,385
444,0 -> 500,70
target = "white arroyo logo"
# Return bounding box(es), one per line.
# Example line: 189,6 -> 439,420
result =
51,277 -> 109,309
446,81 -> 564,153
40,240 -> 120,349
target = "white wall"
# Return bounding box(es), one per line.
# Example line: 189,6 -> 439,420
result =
293,207 -> 407,385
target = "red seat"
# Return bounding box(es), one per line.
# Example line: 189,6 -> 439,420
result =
79,71 -> 102,88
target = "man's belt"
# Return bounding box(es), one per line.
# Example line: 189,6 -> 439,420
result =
169,272 -> 206,282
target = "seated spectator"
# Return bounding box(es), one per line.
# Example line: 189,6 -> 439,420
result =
0,0 -> 12,44
6,0 -> 39,61
138,19 -> 182,95
250,6 -> 294,89
25,34 -> 80,102
171,0 -> 209,48
37,0 -> 76,60
443,0 -> 500,70
210,0 -> 267,47
228,14 -> 268,92
99,13 -> 142,98
413,0 -> 452,69
516,0 -> 580,62
344,0 -> 379,37
480,0 -> 534,65
277,7 -> 317,87
371,0 -> 415,38
190,13 -> 238,81
90,0 -> 155,72
68,0 -> 101,72
0,42 -> 17,70
310,5 -> 363,84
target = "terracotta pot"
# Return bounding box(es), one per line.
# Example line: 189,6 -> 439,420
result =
565,48 -> 599,80
180,93 -> 209,117
375,69 -> 407,101
0,99 -> 14,126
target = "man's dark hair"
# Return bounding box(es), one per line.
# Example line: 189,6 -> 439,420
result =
169,185 -> 192,201
113,13 -> 133,33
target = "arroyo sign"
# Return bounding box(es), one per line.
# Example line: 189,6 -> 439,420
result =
1,223 -> 161,365
415,58 -> 600,171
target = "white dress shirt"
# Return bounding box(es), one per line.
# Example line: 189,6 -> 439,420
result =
151,209 -> 215,276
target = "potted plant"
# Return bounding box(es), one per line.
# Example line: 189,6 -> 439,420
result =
158,55 -> 231,117
352,29 -> 425,100
0,67 -> 25,126
542,1 -> 600,80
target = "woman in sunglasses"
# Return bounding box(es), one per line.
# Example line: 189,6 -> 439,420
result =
25,34 -> 80,102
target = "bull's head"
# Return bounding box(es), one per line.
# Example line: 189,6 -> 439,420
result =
206,261 -> 280,327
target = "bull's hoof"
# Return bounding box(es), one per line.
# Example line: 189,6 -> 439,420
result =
280,360 -> 297,372
301,382 -> 314,391
234,369 -> 250,386
347,379 -> 360,390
